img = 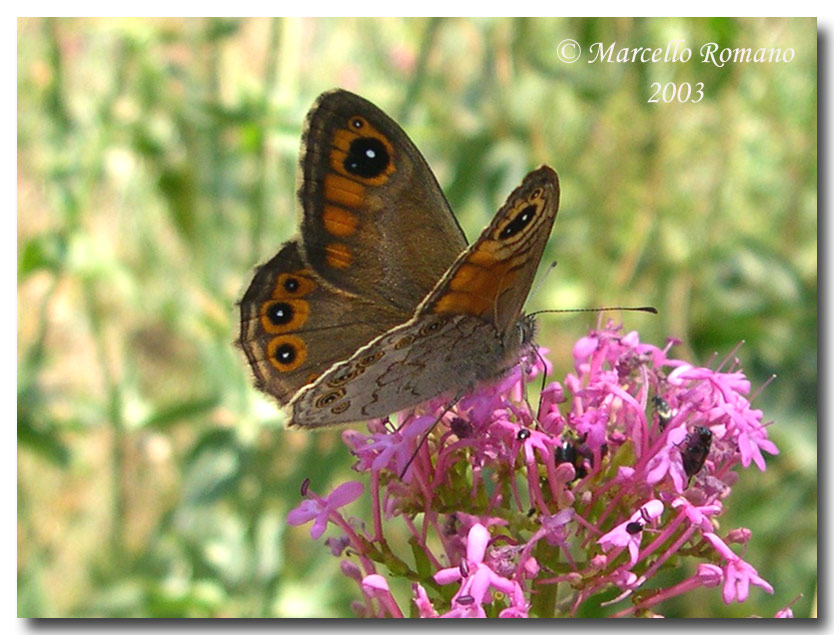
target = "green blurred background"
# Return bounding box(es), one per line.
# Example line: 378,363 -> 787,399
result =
17,17 -> 816,617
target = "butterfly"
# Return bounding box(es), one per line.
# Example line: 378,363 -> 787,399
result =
238,89 -> 559,428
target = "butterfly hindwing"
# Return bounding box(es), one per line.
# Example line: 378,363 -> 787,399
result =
238,240 -> 401,405
287,314 -> 503,427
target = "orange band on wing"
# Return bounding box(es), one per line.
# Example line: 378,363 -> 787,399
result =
324,173 -> 365,208
324,243 -> 354,269
431,259 -> 518,317
431,291 -> 487,316
322,205 -> 359,237
466,242 -> 505,265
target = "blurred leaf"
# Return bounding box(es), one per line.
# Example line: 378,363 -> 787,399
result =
17,392 -> 70,467
181,450 -> 241,506
142,395 -> 220,430
18,232 -> 68,278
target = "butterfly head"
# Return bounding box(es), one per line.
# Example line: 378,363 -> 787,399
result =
520,313 -> 538,348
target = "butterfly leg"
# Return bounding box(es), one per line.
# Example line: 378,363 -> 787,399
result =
532,346 -> 552,426
398,393 -> 465,480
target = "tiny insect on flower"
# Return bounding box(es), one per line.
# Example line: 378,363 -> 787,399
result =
682,425 -> 713,479
652,394 -> 674,430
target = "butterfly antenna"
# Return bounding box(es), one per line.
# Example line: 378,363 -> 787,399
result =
527,260 -> 559,305
526,260 -> 656,317
398,396 -> 462,479
528,305 -> 658,318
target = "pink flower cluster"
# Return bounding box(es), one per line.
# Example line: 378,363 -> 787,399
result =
287,324 -> 784,617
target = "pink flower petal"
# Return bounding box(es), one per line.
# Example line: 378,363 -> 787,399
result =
328,480 -> 364,507
286,499 -> 320,525
466,524 -> 490,563
362,574 -> 390,593
434,566 -> 462,585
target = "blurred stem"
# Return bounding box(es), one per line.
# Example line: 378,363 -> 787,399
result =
202,18 -> 227,286
83,280 -> 127,563
250,18 -> 282,262
20,276 -> 60,385
44,18 -> 71,133
43,17 -> 130,568
398,17 -> 443,121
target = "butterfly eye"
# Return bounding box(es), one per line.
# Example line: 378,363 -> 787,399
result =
274,272 -> 315,298
327,366 -> 364,387
418,319 -> 447,337
330,401 -> 351,415
394,334 -> 416,350
357,351 -> 385,366
516,429 -> 531,441
261,299 -> 309,333
274,343 -> 296,365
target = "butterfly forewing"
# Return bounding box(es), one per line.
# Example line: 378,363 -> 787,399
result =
419,166 -> 560,335
299,90 -> 468,312
239,90 -> 469,409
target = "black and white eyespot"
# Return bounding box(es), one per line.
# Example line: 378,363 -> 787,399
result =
274,342 -> 296,366
266,302 -> 293,326
344,137 -> 390,178
499,204 -> 538,238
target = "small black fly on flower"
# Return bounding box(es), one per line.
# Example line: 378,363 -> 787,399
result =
555,439 -> 586,480
450,417 -> 473,439
626,521 -> 644,535
681,426 -> 713,480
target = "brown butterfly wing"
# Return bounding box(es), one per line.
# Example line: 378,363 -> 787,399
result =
287,315 -> 503,427
299,89 -> 467,312
238,240 -> 401,405
419,165 -> 560,335
289,166 -> 560,428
